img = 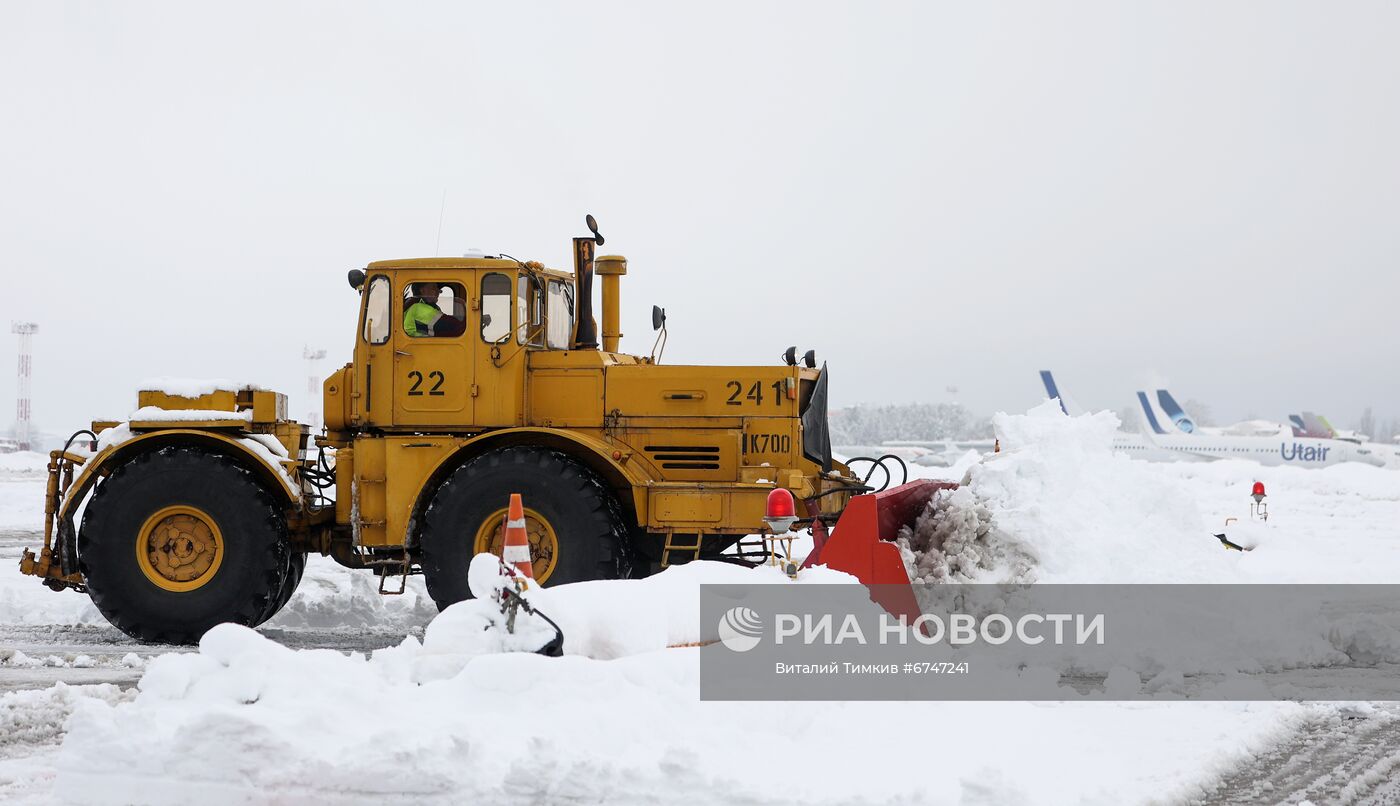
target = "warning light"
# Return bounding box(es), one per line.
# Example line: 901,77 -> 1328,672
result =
763,488 -> 800,578
1250,481 -> 1269,522
764,488 -> 797,533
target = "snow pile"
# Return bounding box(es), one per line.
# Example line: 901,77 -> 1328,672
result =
932,400 -> 1241,584
0,683 -> 133,756
0,573 -> 103,627
1,651 -> 98,669
264,556 -> 437,633
0,452 -> 49,480
896,486 -> 1035,583
49,560 -> 1308,805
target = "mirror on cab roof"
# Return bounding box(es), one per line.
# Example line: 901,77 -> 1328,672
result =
651,305 -> 666,331
585,214 -> 604,246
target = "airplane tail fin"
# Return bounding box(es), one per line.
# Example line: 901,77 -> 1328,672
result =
1136,391 -> 1170,435
1155,389 -> 1197,434
1039,370 -> 1084,416
1302,412 -> 1336,439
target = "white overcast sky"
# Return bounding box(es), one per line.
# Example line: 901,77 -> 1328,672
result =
2,1 -> 1397,434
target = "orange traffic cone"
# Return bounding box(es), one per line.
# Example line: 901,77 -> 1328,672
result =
501,493 -> 534,579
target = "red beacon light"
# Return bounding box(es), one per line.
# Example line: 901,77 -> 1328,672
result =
1251,482 -> 1267,502
764,488 -> 798,533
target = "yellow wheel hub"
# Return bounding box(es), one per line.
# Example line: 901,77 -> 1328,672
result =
473,506 -> 559,583
136,505 -> 224,592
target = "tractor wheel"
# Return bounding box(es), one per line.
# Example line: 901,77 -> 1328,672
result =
419,447 -> 631,609
79,446 -> 290,645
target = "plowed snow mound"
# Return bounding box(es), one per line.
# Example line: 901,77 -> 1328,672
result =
902,400 -> 1242,584
897,487 -> 1035,583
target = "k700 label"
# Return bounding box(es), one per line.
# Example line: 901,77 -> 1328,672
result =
745,433 -> 792,454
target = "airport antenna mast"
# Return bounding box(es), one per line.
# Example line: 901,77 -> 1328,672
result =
12,322 -> 38,451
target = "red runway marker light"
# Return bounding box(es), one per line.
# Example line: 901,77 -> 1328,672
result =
765,488 -> 797,533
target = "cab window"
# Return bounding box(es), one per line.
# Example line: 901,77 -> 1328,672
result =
402,281 -> 466,338
518,275 -> 545,346
362,276 -> 391,344
481,273 -> 512,343
546,280 -> 574,349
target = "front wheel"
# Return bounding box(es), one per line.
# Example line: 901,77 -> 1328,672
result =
418,447 -> 631,610
79,447 -> 290,644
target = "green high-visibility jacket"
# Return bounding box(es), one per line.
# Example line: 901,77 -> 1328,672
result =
404,301 -> 442,337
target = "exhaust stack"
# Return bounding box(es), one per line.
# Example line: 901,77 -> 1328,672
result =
571,215 -> 605,349
595,255 -> 627,353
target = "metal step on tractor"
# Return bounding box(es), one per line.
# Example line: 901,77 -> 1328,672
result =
20,216 -> 948,644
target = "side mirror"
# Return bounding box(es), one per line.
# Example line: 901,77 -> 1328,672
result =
586,214 -> 605,246
649,305 -> 669,363
347,269 -> 366,290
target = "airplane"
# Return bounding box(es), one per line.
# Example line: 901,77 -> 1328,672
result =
1039,371 -> 1388,468
1039,371 -> 1177,460
1289,411 -> 1400,469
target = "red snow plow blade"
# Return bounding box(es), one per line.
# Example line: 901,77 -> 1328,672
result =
805,479 -> 957,621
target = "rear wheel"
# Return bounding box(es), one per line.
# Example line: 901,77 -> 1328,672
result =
419,447 -> 631,609
79,446 -> 289,644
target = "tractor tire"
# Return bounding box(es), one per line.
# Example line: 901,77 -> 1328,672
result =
79,446 -> 290,645
419,447 -> 631,610
260,549 -> 308,624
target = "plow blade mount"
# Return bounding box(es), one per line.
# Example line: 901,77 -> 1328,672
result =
805,479 -> 957,621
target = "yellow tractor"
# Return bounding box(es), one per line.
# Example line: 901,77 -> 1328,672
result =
21,216 -> 938,644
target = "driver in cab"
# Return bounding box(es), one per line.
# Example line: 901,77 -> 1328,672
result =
403,283 -> 466,337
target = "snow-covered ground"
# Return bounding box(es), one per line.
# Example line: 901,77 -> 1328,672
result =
1,404 -> 1398,804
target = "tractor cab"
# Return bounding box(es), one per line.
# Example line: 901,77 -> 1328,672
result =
343,257 -> 580,431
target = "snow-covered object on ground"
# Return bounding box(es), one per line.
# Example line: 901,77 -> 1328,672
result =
410,556 -> 561,673
134,378 -> 265,398
1219,519 -> 1267,551
413,559 -> 858,682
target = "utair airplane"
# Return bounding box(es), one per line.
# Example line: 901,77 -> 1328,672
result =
1288,411 -> 1400,469
1038,371 -> 1387,468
